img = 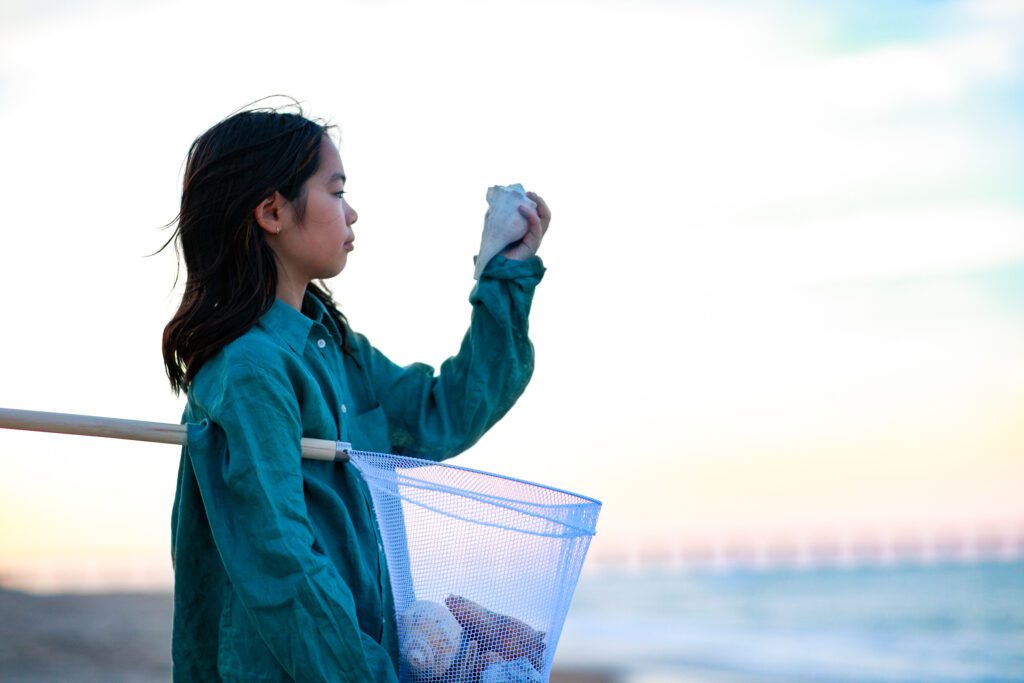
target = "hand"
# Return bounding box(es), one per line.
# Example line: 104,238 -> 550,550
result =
453,639 -> 479,683
502,191 -> 551,261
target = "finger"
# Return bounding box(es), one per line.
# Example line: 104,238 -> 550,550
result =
516,202 -> 540,224
518,204 -> 541,232
526,191 -> 551,221
526,192 -> 550,238
524,202 -> 547,237
457,639 -> 479,683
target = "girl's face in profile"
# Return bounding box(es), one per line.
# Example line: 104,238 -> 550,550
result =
276,136 -> 358,282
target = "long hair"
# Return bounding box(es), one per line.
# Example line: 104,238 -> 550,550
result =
160,102 -> 350,396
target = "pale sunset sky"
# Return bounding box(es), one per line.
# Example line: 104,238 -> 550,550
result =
1,0 -> 1022,590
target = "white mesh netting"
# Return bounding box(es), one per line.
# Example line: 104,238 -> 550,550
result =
349,450 -> 601,683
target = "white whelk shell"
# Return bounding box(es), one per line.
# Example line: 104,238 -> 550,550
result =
398,600 -> 463,679
402,636 -> 434,672
474,183 -> 538,279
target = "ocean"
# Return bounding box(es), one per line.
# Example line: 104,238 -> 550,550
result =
1,561 -> 1020,682
555,560 -> 1024,682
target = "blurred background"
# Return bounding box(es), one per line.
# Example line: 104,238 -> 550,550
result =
1,0 -> 1022,681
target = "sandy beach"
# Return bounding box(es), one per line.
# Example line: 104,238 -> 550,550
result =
0,587 -> 619,682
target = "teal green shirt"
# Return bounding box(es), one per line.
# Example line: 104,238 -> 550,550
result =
170,256 -> 545,682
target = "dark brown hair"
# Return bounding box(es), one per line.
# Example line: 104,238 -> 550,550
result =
160,101 -> 349,395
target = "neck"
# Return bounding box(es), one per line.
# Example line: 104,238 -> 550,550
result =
276,274 -> 308,312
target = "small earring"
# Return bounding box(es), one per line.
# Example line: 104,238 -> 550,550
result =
276,227 -> 281,234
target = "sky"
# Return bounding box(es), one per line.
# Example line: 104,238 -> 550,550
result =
0,0 -> 1022,590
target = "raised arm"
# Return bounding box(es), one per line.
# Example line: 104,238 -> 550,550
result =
350,254 -> 546,461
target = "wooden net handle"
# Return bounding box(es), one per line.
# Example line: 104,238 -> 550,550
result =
0,407 -> 349,462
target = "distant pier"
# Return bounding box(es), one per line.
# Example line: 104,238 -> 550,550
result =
588,525 -> 1024,572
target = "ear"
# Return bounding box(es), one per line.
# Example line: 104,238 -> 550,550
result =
254,191 -> 290,235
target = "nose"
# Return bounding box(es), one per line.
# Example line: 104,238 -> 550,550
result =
345,200 -> 358,227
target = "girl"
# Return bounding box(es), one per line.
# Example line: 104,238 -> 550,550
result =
162,103 -> 549,682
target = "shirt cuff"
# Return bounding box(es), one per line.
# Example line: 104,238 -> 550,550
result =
479,255 -> 546,280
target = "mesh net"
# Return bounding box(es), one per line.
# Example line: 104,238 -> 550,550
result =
349,450 -> 601,683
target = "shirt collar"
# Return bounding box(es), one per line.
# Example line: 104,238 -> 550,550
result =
259,291 -> 331,355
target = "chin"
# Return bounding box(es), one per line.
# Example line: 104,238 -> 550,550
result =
328,259 -> 348,278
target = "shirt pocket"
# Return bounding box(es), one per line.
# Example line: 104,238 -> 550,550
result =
348,402 -> 391,453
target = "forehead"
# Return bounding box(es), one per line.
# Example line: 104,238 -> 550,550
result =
317,136 -> 344,178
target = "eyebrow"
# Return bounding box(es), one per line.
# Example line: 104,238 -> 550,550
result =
328,172 -> 347,184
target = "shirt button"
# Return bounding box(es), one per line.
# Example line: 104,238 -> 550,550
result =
316,339 -> 326,349
341,403 -> 348,414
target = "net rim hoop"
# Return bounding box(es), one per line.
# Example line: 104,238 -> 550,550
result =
349,448 -> 603,508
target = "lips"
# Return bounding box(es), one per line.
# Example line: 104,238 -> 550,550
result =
343,241 -> 355,252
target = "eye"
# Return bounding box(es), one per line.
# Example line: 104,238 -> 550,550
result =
333,190 -> 347,199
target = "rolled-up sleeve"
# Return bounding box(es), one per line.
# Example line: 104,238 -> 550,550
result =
186,362 -> 398,682
356,255 -> 545,460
